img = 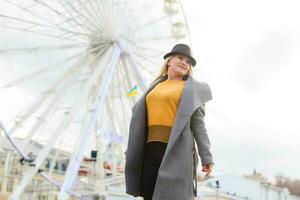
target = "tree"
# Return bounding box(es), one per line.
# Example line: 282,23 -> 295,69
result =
275,174 -> 300,196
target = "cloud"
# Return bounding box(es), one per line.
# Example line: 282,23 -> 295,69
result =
234,29 -> 293,91
209,120 -> 300,179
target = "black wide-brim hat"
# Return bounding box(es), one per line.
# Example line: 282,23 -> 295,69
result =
163,43 -> 196,66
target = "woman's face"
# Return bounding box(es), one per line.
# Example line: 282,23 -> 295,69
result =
167,54 -> 191,77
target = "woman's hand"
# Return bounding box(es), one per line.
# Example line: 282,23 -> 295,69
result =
202,163 -> 214,176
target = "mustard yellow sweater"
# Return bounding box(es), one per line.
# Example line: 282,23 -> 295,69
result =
146,79 -> 185,143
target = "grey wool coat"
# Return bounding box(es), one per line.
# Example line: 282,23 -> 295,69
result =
125,75 -> 213,200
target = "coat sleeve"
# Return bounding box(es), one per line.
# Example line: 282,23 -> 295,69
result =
190,104 -> 214,166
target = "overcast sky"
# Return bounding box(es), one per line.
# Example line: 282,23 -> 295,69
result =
182,0 -> 300,181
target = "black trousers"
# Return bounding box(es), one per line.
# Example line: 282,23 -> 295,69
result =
141,141 -> 167,200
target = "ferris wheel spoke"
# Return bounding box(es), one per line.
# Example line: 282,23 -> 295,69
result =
11,110 -> 77,199
2,0 -> 88,38
60,0 -> 101,34
139,35 -> 174,42
0,24 -> 88,44
0,49 -> 86,89
85,0 -> 113,36
134,45 -> 165,57
34,0 -> 90,36
110,0 -> 129,20
126,0 -> 150,18
0,13 -> 85,40
20,90 -> 78,153
136,59 -> 158,77
57,44 -> 121,198
132,15 -> 169,32
85,0 -> 108,31
57,1 -> 92,34
0,14 -> 59,30
106,100 -> 119,136
7,50 -> 92,135
10,46 -> 115,200
119,56 -> 134,99
32,0 -> 70,19
88,1 -> 106,30
0,44 -> 84,55
76,0 -> 104,31
115,68 -> 130,135
58,15 -> 87,35
104,0 -> 123,28
21,1 -> 38,9
54,1 -> 89,35
134,51 -> 159,65
17,45 -> 111,151
120,57 -> 137,107
3,0 -> 51,23
131,55 -> 158,76
123,52 -> 149,90
105,101 -> 126,164
118,34 -> 136,46
58,13 -> 82,27
38,172 -> 81,198
134,51 -> 160,67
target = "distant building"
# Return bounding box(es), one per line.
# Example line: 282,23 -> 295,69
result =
244,169 -> 268,183
0,136 -> 75,200
0,136 -> 124,200
204,174 -> 291,200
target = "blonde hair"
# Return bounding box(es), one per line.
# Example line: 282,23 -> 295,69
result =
156,55 -> 193,79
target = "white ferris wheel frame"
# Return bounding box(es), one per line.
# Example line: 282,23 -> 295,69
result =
0,0 -> 192,199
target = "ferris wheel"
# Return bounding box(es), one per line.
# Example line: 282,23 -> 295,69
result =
0,0 -> 192,199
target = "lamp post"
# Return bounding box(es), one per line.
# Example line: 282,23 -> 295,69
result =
265,182 -> 271,200
215,180 -> 221,200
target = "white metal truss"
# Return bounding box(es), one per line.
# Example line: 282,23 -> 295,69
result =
57,43 -> 122,200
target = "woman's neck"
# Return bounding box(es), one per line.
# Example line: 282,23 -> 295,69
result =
167,73 -> 184,81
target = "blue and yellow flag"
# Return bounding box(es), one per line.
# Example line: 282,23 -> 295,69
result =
127,85 -> 138,97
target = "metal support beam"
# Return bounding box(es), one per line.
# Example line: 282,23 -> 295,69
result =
57,42 -> 122,200
124,52 -> 148,91
0,122 -> 30,160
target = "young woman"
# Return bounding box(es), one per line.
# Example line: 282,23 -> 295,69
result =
125,44 -> 214,200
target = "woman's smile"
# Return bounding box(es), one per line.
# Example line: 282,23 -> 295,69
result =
177,64 -> 187,70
